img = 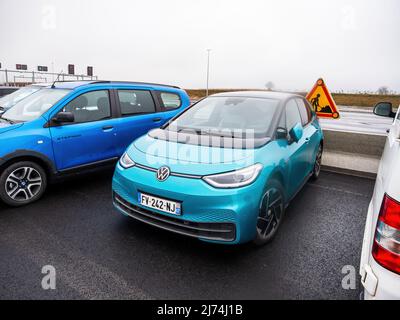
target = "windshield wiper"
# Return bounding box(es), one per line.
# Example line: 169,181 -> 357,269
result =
0,116 -> 15,124
176,127 -> 203,135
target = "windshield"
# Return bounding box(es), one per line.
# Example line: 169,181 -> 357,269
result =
0,86 -> 42,111
166,96 -> 280,138
2,89 -> 70,122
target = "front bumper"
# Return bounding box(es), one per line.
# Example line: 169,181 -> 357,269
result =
112,163 -> 266,244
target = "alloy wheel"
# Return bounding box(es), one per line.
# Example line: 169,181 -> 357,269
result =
314,145 -> 322,177
5,166 -> 43,202
256,187 -> 284,240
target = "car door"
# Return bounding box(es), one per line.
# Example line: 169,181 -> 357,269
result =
113,88 -> 169,155
378,106 -> 400,188
49,89 -> 119,171
295,98 -> 320,173
284,99 -> 311,197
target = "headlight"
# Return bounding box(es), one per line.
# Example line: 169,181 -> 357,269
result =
119,152 -> 135,169
202,163 -> 263,188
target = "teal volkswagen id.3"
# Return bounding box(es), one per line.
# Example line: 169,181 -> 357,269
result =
112,91 -> 323,245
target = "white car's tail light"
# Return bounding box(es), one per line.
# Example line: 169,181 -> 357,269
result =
372,193 -> 400,275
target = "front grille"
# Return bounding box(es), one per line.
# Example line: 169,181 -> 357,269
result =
113,192 -> 236,242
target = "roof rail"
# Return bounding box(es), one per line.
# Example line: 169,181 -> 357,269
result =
90,80 -> 181,89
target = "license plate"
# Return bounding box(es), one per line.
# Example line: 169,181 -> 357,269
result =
138,192 -> 181,215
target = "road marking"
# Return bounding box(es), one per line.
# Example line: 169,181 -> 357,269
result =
308,183 -> 369,198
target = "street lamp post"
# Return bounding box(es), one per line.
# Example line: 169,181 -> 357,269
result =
206,49 -> 211,97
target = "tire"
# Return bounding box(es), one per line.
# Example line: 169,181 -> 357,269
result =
253,179 -> 286,246
311,143 -> 323,181
0,161 -> 47,207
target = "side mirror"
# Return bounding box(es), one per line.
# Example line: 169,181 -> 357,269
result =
374,102 -> 394,118
289,123 -> 303,143
52,112 -> 74,123
276,127 -> 288,140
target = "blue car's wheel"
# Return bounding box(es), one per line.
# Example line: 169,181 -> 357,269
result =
0,161 -> 47,207
254,180 -> 285,246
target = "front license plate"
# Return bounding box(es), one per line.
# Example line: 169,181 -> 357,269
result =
138,192 -> 181,215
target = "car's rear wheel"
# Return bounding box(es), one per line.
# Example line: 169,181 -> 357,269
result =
0,161 -> 47,207
253,180 -> 285,246
311,144 -> 323,180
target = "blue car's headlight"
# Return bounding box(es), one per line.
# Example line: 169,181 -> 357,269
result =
119,152 -> 135,169
202,163 -> 263,188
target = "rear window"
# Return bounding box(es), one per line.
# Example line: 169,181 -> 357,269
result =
159,92 -> 181,110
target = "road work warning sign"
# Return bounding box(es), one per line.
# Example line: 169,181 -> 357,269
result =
306,78 -> 340,119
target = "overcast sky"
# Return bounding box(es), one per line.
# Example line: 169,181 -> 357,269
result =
0,0 -> 399,92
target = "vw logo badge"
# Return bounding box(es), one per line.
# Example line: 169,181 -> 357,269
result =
156,166 -> 171,182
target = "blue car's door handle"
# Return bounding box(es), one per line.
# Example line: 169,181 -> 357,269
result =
153,117 -> 162,122
102,125 -> 114,131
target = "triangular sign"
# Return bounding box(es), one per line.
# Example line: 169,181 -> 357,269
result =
306,78 -> 340,119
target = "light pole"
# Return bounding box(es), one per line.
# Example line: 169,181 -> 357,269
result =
206,49 -> 211,97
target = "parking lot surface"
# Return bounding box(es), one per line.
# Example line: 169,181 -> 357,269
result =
0,170 -> 374,299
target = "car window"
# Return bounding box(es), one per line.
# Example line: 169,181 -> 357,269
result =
118,90 -> 155,115
159,92 -> 181,110
0,86 -> 41,110
62,90 -> 111,123
285,99 -> 302,130
167,96 -> 280,139
295,98 -> 312,126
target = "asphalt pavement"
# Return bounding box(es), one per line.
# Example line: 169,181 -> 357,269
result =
0,170 -> 374,300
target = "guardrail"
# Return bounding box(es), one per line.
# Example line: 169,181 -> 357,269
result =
0,69 -> 98,86
321,129 -> 386,178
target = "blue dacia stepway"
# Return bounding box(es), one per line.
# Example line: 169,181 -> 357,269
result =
0,81 -> 190,206
112,91 -> 324,245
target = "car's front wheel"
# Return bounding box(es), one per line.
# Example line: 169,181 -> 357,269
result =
311,144 -> 323,180
0,161 -> 47,207
253,179 -> 285,246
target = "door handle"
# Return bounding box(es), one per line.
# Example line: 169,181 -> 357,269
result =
305,137 -> 310,143
102,125 -> 114,131
153,117 -> 162,122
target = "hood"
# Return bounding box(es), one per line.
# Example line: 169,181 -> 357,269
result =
133,133 -> 257,164
129,132 -> 261,176
0,120 -> 24,134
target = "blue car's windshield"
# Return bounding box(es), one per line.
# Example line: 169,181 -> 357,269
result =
166,96 -> 280,138
2,89 -> 70,122
0,86 -> 42,110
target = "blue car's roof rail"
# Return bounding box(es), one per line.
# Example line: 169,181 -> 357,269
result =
92,81 -> 181,89
52,80 -> 181,89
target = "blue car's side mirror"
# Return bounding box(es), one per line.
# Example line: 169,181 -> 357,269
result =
289,123 -> 303,143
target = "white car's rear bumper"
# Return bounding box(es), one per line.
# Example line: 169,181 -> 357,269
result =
360,201 -> 400,300
362,259 -> 400,300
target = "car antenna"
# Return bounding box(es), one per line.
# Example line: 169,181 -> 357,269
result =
51,70 -> 64,88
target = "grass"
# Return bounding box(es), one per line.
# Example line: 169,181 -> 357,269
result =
186,89 -> 400,108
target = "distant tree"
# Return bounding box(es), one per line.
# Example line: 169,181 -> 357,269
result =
377,86 -> 389,95
265,81 -> 274,91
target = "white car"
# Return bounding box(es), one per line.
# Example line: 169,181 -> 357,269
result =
360,102 -> 400,300
0,83 -> 49,114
